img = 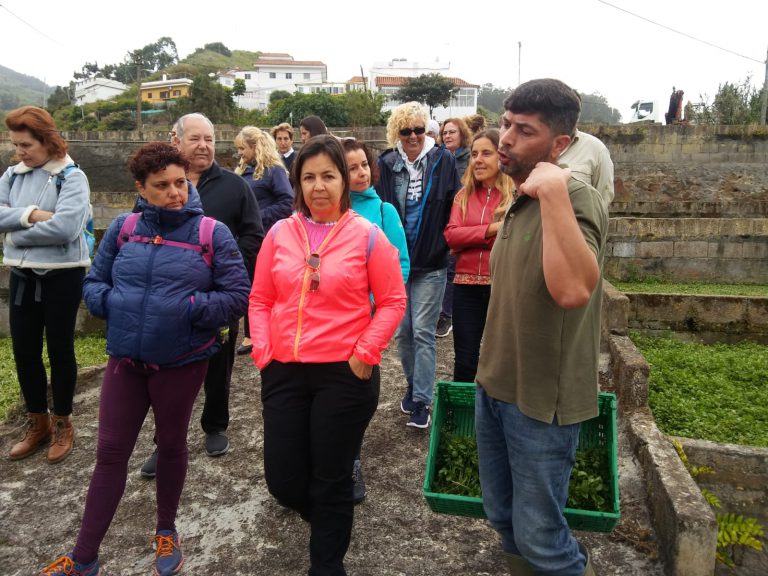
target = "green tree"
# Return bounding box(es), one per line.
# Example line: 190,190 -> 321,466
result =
46,85 -> 73,113
477,83 -> 512,115
394,74 -> 459,116
174,73 -> 236,124
268,93 -> 348,127
73,62 -> 100,81
269,90 -> 292,103
690,77 -> 762,125
341,90 -> 387,127
578,92 -> 621,124
100,110 -> 135,130
232,79 -> 246,97
202,42 -> 232,57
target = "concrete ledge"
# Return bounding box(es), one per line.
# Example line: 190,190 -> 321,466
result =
677,438 -> 768,576
626,410 -> 718,576
609,334 -> 649,413
625,293 -> 768,338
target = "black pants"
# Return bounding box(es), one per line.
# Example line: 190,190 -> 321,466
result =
452,283 -> 491,383
261,360 -> 380,576
200,318 -> 239,433
9,267 -> 85,415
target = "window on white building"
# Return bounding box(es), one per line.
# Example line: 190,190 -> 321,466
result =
269,72 -> 276,79
450,88 -> 475,107
304,73 -> 310,80
245,73 -> 251,80
286,73 -> 292,79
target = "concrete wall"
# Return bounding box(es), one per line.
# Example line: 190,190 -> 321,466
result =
605,218 -> 768,283
625,293 -> 768,340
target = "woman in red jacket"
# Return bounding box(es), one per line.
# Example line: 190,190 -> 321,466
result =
249,135 -> 406,576
444,129 -> 514,383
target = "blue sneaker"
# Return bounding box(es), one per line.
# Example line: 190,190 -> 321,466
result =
407,402 -> 431,429
400,386 -> 417,415
39,553 -> 100,576
154,530 -> 184,575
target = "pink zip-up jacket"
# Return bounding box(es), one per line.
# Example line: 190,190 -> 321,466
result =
444,186 -> 504,278
249,210 -> 406,369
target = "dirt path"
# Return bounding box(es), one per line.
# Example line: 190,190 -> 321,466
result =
0,337 -> 663,575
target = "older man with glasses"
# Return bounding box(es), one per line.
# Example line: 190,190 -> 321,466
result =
375,102 -> 461,429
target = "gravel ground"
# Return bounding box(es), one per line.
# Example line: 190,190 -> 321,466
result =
0,334 -> 664,575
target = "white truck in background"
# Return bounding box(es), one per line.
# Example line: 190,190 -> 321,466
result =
628,99 -> 662,123
627,89 -> 685,124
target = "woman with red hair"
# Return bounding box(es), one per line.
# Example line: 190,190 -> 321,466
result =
0,106 -> 91,464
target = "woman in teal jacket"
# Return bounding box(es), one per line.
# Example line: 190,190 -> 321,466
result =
343,139 -> 409,284
342,138 -> 409,503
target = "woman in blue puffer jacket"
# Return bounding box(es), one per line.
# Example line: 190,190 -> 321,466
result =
40,142 -> 250,576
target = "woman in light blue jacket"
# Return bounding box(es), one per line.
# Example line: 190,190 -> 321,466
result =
342,137 -> 409,503
0,106 -> 91,465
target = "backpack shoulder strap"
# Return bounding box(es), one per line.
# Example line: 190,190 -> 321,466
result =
55,163 -> 79,194
116,213 -> 142,250
7,167 -> 18,189
198,216 -> 216,268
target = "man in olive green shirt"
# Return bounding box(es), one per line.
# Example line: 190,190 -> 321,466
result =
475,79 -> 607,576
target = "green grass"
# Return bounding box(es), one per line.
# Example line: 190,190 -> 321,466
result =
610,279 -> 768,297
0,335 -> 107,422
631,332 -> 768,447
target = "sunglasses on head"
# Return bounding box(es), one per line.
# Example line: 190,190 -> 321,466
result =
399,126 -> 426,137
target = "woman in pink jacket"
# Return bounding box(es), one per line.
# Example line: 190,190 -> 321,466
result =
444,129 -> 514,384
249,135 -> 406,576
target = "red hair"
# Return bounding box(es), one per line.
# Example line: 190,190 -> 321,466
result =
5,106 -> 68,158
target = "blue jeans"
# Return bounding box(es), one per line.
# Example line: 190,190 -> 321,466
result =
396,268 -> 446,405
475,386 -> 586,576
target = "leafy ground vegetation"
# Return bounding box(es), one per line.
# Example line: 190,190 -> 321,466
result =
0,335 -> 107,421
631,332 -> 768,447
611,279 -> 768,297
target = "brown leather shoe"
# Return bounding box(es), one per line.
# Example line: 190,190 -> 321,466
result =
47,415 -> 75,464
9,412 -> 51,460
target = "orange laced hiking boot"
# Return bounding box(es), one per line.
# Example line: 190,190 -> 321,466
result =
154,530 -> 184,575
48,415 -> 75,464
9,412 -> 51,460
39,552 -> 101,576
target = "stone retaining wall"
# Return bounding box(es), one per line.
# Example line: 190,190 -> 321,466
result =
605,218 -> 768,283
625,292 -> 768,339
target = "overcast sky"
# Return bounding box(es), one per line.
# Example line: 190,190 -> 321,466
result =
1,0 -> 766,121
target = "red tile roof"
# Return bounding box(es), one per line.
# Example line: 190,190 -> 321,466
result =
254,59 -> 326,67
375,75 -> 478,88
346,76 -> 368,84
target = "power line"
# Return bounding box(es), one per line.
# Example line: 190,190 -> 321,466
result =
0,2 -> 65,47
598,0 -> 764,64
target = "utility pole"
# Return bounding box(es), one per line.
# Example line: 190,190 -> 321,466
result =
135,52 -> 143,131
761,45 -> 768,126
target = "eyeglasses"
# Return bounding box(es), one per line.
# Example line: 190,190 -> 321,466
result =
441,129 -> 458,137
399,126 -> 426,137
307,253 -> 321,292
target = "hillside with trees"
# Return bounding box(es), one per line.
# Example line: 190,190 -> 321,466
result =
0,64 -> 53,111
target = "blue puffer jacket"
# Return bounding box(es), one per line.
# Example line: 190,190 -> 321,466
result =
83,185 -> 250,367
239,163 -> 293,232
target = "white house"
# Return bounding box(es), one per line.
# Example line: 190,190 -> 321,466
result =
374,75 -> 479,121
369,59 -> 478,121
218,53 -> 327,110
73,78 -> 128,105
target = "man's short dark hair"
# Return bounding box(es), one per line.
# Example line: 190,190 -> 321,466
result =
503,79 -> 581,137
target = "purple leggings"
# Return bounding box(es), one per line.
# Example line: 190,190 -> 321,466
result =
73,357 -> 208,563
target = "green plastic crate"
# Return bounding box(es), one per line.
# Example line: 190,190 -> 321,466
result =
423,382 -> 620,532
